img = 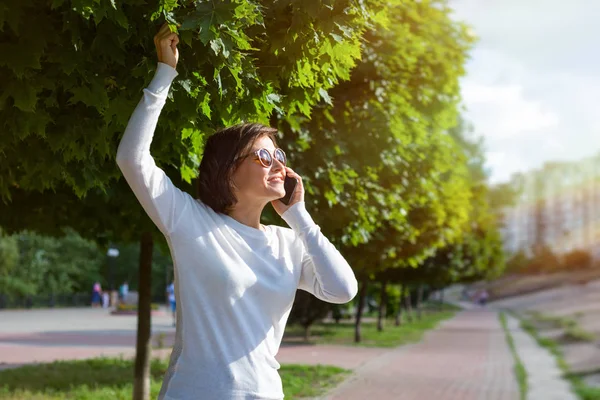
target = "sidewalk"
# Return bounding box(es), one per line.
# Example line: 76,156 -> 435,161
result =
0,308 -> 384,372
1,307 -> 546,400
326,309 -> 520,400
505,314 -> 577,400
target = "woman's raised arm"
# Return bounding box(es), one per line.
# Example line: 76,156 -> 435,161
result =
116,24 -> 191,236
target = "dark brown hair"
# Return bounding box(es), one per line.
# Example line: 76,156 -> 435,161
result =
197,123 -> 278,214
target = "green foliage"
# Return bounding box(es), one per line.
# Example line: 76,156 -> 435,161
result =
0,228 -> 173,303
275,0 -> 476,278
0,229 -> 103,298
0,229 -> 19,293
382,114 -> 507,288
1,0 -> 381,201
384,284 -> 402,318
2,0 -> 482,299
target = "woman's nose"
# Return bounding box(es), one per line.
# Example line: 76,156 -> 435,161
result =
271,158 -> 285,171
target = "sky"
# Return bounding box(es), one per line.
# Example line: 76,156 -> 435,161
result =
450,0 -> 600,183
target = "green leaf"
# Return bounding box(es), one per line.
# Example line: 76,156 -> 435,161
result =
318,88 -> 332,105
12,84 -> 38,112
198,13 -> 215,44
199,92 -> 211,119
210,38 -> 222,56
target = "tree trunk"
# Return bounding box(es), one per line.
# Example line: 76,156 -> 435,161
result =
133,232 -> 153,400
438,288 -> 445,311
395,285 -> 403,326
303,324 -> 311,341
404,287 -> 413,322
416,284 -> 424,319
354,279 -> 368,343
377,280 -> 387,332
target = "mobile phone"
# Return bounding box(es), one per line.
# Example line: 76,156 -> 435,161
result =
280,175 -> 298,205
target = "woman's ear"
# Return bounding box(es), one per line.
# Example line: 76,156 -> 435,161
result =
229,174 -> 240,192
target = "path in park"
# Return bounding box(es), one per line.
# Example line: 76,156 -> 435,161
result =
327,309 -> 520,400
2,307 -> 551,400
0,308 -> 385,371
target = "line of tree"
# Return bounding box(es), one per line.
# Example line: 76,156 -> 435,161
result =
1,1 -> 511,398
0,228 -> 173,307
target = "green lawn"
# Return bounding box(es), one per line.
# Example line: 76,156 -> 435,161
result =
285,304 -> 458,348
0,358 -> 349,400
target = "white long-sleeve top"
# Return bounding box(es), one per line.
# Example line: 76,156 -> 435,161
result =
116,63 -> 358,400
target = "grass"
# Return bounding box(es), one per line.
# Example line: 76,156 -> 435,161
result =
284,303 -> 458,348
518,314 -> 600,400
0,358 -> 349,400
566,369 -> 600,400
499,312 -> 528,400
526,311 -> 595,343
563,325 -> 596,343
527,311 -> 577,329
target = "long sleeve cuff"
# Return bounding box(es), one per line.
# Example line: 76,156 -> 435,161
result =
281,202 -> 317,232
147,63 -> 179,95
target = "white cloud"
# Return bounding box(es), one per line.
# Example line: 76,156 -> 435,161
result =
450,0 -> 600,183
462,83 -> 559,139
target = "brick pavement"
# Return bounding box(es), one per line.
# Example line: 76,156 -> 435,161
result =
0,308 -> 384,371
1,307 -> 520,400
326,310 -> 519,400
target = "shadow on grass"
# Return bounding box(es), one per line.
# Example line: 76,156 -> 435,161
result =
0,357 -> 167,394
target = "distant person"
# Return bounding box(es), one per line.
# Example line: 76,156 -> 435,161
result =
119,281 -> 129,303
479,289 -> 489,306
116,24 -> 357,400
102,291 -> 110,309
166,281 -> 176,327
91,281 -> 102,308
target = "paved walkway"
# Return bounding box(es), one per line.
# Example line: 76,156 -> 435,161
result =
326,310 -> 519,400
0,308 -> 384,371
505,314 -> 577,400
2,307 -> 554,400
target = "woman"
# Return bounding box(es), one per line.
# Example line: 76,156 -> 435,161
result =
116,24 -> 358,400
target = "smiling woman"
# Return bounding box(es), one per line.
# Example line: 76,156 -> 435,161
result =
196,123 -> 290,216
115,23 -> 358,400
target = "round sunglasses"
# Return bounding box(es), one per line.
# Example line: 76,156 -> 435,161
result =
243,148 -> 287,168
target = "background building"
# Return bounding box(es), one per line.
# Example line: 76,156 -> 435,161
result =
500,153 -> 600,260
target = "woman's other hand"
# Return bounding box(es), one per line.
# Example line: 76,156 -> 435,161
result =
154,23 -> 179,69
271,167 -> 305,216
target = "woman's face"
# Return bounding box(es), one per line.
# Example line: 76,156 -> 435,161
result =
231,135 -> 286,205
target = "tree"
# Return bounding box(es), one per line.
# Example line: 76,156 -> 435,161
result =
2,1 -> 383,398
287,290 -> 331,341
0,229 -> 20,304
1,0 -> 381,200
269,0 -> 475,342
0,229 -> 104,302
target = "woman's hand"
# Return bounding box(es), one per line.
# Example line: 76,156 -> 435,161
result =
271,167 -> 305,216
154,23 -> 179,69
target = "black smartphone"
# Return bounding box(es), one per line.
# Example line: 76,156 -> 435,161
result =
280,175 -> 298,205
